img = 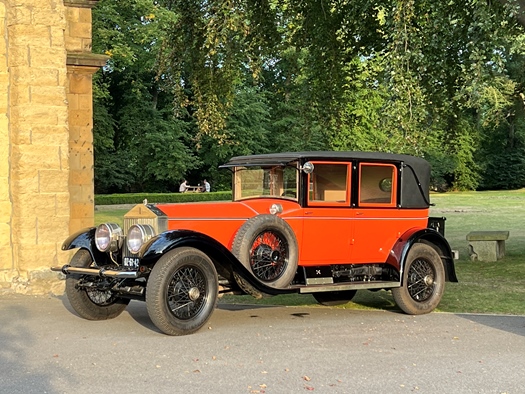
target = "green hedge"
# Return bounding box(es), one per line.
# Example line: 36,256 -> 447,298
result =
95,191 -> 233,205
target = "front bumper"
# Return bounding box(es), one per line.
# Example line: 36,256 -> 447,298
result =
51,265 -> 140,279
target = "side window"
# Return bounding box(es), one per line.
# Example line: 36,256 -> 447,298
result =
359,163 -> 397,207
308,163 -> 350,205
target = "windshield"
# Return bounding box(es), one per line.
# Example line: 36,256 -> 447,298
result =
233,163 -> 299,201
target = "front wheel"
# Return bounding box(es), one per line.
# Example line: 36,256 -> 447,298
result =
65,249 -> 130,320
392,243 -> 445,315
146,247 -> 218,336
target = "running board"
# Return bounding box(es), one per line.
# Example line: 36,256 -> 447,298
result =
296,281 -> 400,294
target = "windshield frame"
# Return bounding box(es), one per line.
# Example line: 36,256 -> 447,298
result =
232,162 -> 299,202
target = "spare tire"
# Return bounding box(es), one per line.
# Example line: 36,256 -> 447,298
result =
232,214 -> 298,296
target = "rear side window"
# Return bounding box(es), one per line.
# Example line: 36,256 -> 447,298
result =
359,163 -> 397,207
308,163 -> 350,205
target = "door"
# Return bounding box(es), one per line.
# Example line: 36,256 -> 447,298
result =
300,162 -> 354,266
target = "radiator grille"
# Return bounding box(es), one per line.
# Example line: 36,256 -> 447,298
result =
122,204 -> 168,264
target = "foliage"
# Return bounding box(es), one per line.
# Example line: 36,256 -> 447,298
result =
91,0 -> 525,193
95,191 -> 232,205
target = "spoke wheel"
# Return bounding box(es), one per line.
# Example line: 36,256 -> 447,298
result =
146,247 -> 218,336
65,250 -> 130,320
312,290 -> 357,306
232,215 -> 299,298
392,243 -> 445,315
249,230 -> 288,282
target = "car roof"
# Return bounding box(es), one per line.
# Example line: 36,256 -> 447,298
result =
221,151 -> 432,209
220,151 -> 429,169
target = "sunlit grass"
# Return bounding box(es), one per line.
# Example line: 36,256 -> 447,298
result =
95,190 -> 525,315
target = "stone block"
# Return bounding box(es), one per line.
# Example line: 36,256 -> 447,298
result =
10,84 -> 31,106
32,7 -> 65,27
8,25 -> 51,47
68,21 -> 91,39
6,45 -> 29,67
67,93 -> 79,110
11,145 -> 62,170
10,66 -> 60,86
30,85 -> 67,106
0,200 -> 12,218
68,73 -> 92,94
37,217 -> 70,244
64,36 -> 83,52
66,7 -> 79,23
17,243 -> 56,271
8,6 -> 32,25
69,217 -> 94,233
31,125 -> 69,146
466,231 -> 510,262
78,8 -> 92,24
39,169 -> 69,193
70,202 -> 93,219
78,94 -> 92,110
68,109 -> 93,127
50,26 -> 67,47
29,46 -> 67,68
69,169 -> 93,186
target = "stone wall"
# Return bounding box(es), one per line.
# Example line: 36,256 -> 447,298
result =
0,0 -> 103,294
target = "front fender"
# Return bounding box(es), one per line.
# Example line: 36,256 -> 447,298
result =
387,228 -> 458,283
139,230 -> 295,296
61,227 -> 110,265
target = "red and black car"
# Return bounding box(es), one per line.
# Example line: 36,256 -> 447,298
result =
53,151 -> 457,335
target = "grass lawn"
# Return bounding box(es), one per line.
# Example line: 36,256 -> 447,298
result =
95,190 -> 525,315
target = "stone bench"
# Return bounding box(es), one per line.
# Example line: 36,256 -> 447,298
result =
466,231 -> 510,262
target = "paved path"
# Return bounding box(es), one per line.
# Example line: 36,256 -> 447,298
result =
1,295 -> 524,393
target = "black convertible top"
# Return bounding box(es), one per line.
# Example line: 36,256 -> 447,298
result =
220,151 -> 427,169
220,151 -> 431,208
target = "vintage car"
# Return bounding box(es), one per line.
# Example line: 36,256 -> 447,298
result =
52,151 -> 458,335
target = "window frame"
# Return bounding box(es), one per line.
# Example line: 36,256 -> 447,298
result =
357,162 -> 398,208
306,161 -> 352,207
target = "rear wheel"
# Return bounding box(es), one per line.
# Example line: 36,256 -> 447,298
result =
146,247 -> 218,336
312,290 -> 357,306
392,243 -> 445,315
65,250 -> 130,320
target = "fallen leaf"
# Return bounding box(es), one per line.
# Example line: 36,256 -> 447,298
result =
303,376 -> 311,381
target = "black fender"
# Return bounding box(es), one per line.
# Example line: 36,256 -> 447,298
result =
139,230 -> 296,296
387,228 -> 458,283
61,227 -> 112,265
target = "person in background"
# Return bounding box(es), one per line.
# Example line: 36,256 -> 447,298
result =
179,179 -> 188,193
203,179 -> 210,192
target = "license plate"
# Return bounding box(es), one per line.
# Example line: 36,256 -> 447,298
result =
123,257 -> 140,268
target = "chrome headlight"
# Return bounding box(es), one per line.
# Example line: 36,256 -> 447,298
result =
95,223 -> 122,252
127,224 -> 156,254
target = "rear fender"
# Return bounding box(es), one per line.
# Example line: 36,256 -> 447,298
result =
387,228 -> 458,283
61,227 -> 112,265
139,230 -> 295,296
